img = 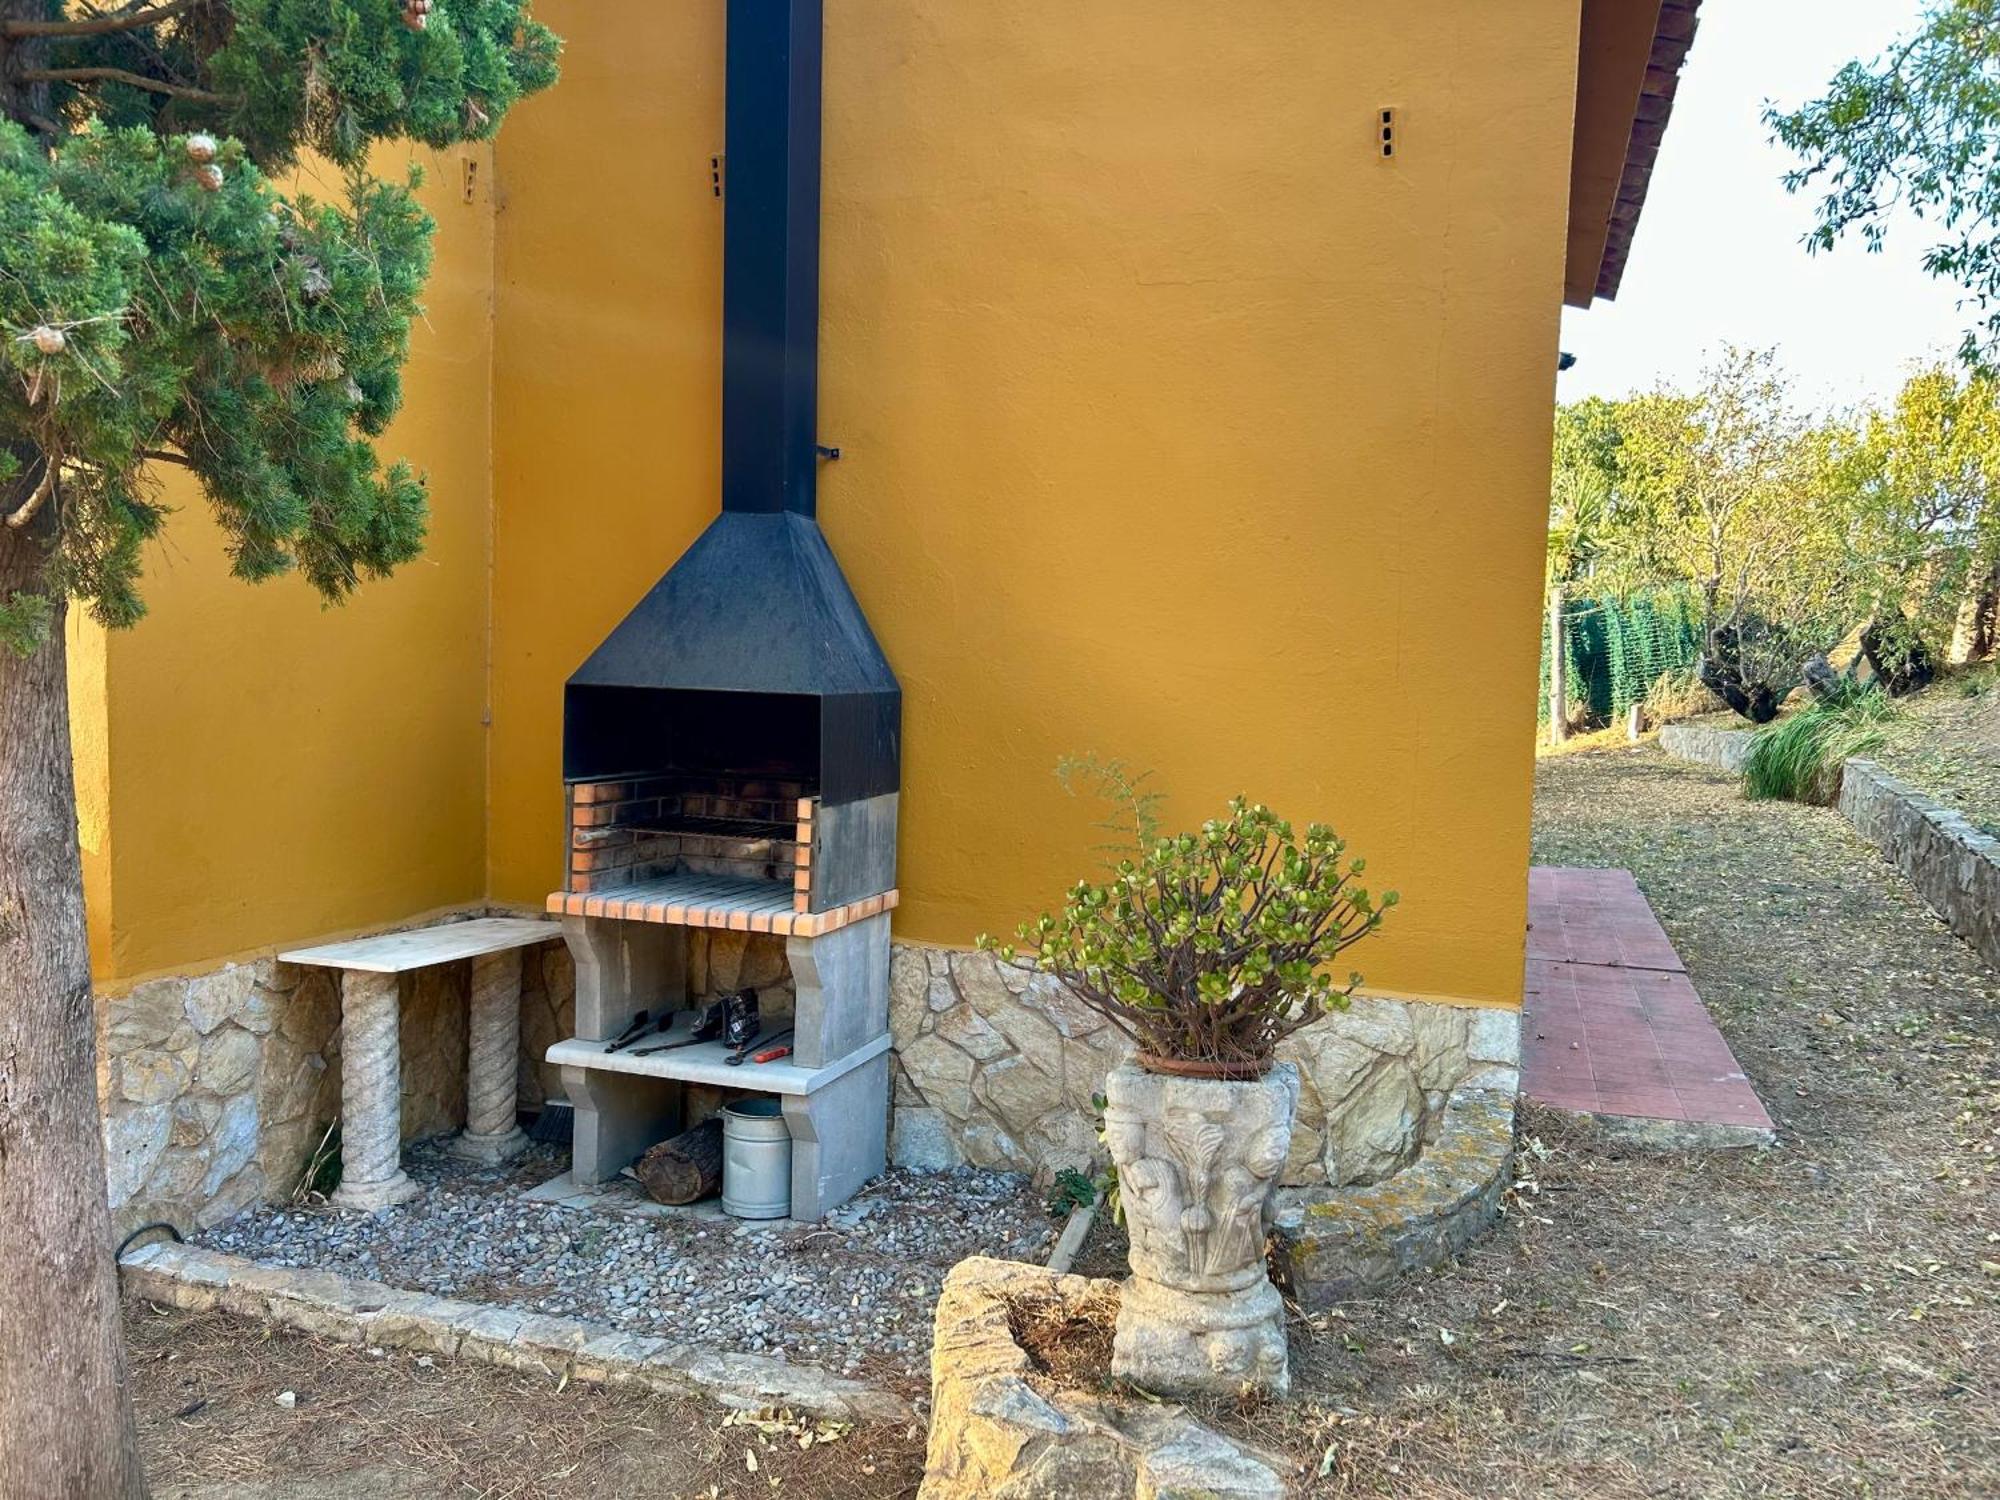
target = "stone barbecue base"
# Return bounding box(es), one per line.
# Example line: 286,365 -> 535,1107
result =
1272,1086 -> 1514,1307
922,1257 -> 1287,1500
118,1240 -> 911,1424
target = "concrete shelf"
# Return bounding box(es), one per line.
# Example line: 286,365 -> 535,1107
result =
545,1030 -> 889,1097
280,916 -> 559,973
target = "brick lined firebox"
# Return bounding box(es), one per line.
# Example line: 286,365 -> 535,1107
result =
555,776 -> 897,938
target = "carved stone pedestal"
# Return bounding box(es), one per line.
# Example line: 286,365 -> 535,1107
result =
328,970 -> 420,1212
1102,1061 -> 1300,1397
449,950 -> 530,1165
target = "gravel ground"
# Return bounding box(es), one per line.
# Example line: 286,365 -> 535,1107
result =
197,1141 -> 1056,1388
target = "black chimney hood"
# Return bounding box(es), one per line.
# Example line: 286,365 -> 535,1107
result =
564,0 -> 899,808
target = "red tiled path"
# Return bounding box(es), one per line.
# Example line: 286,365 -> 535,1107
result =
1522,867 -> 1774,1135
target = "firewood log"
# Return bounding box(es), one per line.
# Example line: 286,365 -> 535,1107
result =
633,1118 -> 725,1205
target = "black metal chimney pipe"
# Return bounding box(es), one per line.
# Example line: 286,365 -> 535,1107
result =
721,0 -> 822,518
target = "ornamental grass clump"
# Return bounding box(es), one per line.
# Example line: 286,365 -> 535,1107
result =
1743,681 -> 1896,805
983,798 -> 1395,1075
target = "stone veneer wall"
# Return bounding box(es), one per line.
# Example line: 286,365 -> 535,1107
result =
101,931 -> 1516,1235
885,947 -> 1520,1186
98,956 -> 470,1239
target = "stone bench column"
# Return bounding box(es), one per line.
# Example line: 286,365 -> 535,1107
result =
451,950 -> 529,1164
329,971 -> 419,1211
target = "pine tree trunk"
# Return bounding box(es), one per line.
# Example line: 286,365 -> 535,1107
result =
0,512 -> 148,1496
1546,582 -> 1569,743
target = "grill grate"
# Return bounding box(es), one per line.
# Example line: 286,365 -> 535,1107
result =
565,774 -> 815,897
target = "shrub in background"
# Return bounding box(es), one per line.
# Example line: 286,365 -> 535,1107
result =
1643,664 -> 1723,723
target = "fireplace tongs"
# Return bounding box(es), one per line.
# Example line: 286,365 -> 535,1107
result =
602,1008 -> 666,1053
629,991 -> 760,1058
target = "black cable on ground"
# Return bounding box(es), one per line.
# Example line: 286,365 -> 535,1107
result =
115,1220 -> 183,1260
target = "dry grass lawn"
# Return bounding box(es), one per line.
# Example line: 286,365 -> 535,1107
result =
1240,748 -> 1995,1497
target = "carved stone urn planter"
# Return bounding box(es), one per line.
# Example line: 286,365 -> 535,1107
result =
1101,1059 -> 1301,1397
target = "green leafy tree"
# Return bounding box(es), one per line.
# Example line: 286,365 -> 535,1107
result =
1835,364 -> 2000,663
0,4 -> 555,1493
1544,397 -> 1625,738
1769,0 -> 2000,365
1613,349 -> 1853,722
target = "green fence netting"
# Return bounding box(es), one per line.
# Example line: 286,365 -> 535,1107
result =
1539,591 -> 1704,724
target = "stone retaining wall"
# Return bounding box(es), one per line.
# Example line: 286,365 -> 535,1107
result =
97,928 -> 1518,1234
1273,1086 -> 1514,1305
1838,758 -> 2000,970
1658,722 -> 1753,772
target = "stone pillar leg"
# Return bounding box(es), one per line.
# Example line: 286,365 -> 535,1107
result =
330,970 -> 419,1211
562,1064 -> 680,1185
451,950 -> 529,1165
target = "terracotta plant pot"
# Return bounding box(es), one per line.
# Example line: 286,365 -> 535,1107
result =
1100,1059 -> 1300,1398
1135,1051 -> 1272,1082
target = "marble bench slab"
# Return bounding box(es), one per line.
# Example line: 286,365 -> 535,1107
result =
280,916 -> 560,973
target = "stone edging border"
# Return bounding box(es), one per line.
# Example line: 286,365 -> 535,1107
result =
1838,758 -> 2000,971
117,1240 -> 915,1424
1578,1109 -> 1775,1150
1271,1086 -> 1514,1306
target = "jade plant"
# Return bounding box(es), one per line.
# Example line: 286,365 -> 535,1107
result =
983,797 -> 1395,1074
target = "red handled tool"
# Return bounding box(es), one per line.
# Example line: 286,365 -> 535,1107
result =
723,1026 -> 793,1066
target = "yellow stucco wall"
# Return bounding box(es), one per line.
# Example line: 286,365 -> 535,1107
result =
66,613 -> 112,971
486,2 -> 1581,1009
83,146 -> 497,984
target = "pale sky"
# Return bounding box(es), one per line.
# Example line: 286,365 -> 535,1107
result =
1558,0 -> 1969,415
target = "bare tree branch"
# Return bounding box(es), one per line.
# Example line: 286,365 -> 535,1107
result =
2,1 -> 202,38
17,66 -> 229,104
5,459 -> 57,531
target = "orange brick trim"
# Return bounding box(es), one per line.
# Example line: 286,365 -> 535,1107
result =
545,887 -> 899,937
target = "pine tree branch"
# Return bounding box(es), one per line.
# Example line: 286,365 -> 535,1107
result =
5,460 -> 56,531
141,448 -> 193,469
2,1 -> 202,38
16,66 -> 229,103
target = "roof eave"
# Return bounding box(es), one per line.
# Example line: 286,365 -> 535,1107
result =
1565,0 -> 1702,309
